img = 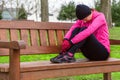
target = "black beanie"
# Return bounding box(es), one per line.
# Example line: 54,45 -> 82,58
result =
76,4 -> 91,20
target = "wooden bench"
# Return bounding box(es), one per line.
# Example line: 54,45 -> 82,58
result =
0,20 -> 120,80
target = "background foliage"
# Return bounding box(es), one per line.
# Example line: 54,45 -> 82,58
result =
57,0 -> 120,26
57,1 -> 76,22
17,5 -> 27,20
111,0 -> 120,26
0,11 -> 2,19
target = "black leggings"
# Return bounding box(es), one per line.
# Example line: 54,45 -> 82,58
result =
68,27 -> 109,61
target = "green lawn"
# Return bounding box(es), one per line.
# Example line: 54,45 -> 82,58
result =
109,27 -> 120,39
0,27 -> 120,80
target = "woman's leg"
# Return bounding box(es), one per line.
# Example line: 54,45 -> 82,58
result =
66,27 -> 87,56
50,27 -> 109,63
67,28 -> 109,61
80,35 -> 109,61
50,27 -> 86,63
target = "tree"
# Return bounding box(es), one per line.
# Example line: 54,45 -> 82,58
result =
101,0 -> 112,28
17,4 -> 27,20
0,0 -> 4,19
94,0 -> 112,28
94,0 -> 101,11
0,11 -> 2,19
41,0 -> 49,22
111,0 -> 120,26
57,1 -> 76,22
1,0 -> 35,20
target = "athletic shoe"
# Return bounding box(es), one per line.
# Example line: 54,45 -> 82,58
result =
50,52 -> 64,63
50,53 -> 76,63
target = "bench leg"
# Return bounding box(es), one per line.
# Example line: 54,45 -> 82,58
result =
9,49 -> 20,80
103,73 -> 111,80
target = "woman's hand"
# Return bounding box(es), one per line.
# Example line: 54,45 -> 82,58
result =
62,39 -> 72,52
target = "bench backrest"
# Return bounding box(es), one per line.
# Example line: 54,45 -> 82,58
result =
0,21 -> 72,56
0,20 -> 120,56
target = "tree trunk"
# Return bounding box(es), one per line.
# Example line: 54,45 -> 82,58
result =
41,0 -> 49,22
101,0 -> 112,28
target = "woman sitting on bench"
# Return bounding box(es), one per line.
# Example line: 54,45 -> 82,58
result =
50,4 -> 110,63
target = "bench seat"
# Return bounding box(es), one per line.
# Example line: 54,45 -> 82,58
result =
0,58 -> 120,80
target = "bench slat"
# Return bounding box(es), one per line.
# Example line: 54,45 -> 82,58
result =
0,21 -> 72,30
0,29 -> 8,40
39,30 -> 48,46
0,40 -> 119,56
0,49 -> 9,56
30,30 -> 39,46
20,64 -> 120,80
110,39 -> 120,45
21,58 -> 120,72
10,30 -> 19,41
21,46 -> 61,54
56,30 -> 63,46
0,58 -> 120,72
48,30 -> 56,46
21,30 -> 29,46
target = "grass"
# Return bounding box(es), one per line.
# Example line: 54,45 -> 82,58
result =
109,27 -> 120,39
0,27 -> 120,80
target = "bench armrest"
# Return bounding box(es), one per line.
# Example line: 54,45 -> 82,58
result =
110,39 -> 120,45
0,40 -> 26,49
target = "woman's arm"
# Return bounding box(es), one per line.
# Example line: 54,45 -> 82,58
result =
71,13 -> 107,44
64,20 -> 82,40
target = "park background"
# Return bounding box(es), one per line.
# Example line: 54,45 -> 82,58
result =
0,0 -> 120,80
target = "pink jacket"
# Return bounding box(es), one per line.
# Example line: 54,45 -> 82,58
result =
64,10 -> 110,53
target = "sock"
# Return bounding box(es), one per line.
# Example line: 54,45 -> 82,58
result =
67,52 -> 74,57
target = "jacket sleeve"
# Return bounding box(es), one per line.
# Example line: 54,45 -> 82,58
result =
71,13 -> 106,44
64,20 -> 82,40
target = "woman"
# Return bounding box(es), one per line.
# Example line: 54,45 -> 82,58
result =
50,4 -> 110,63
